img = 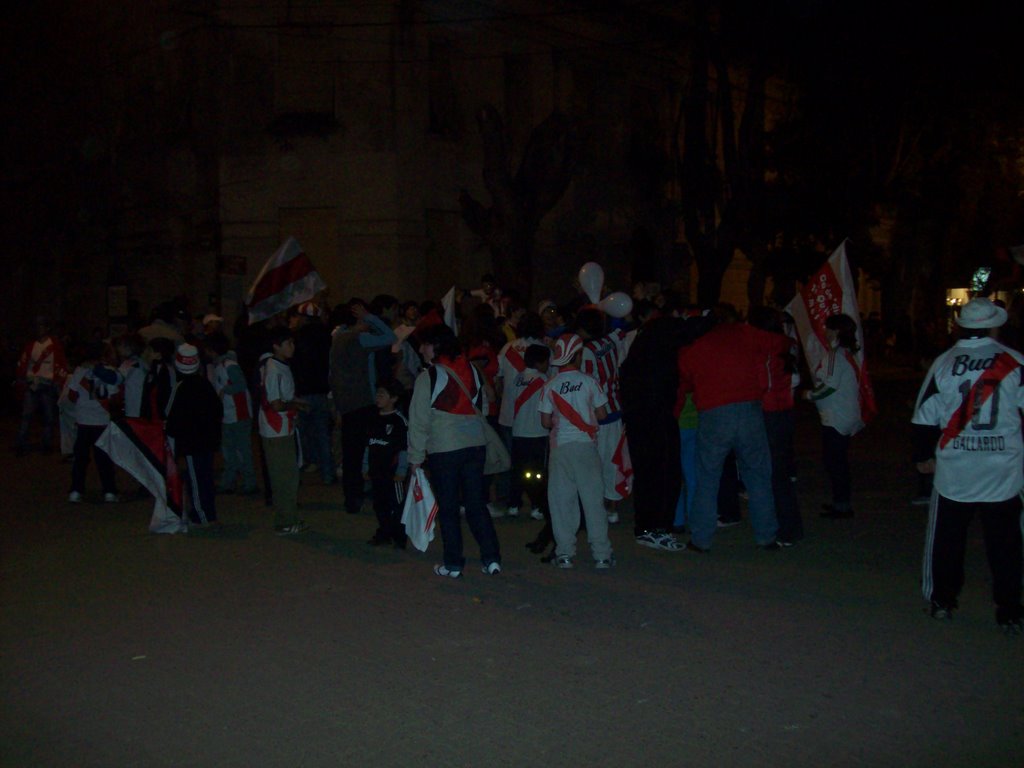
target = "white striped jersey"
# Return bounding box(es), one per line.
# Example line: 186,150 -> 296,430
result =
496,336 -> 542,427
912,336 -> 1024,502
581,329 -> 627,415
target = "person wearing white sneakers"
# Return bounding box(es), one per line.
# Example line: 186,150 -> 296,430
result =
407,324 -> 502,579
67,341 -> 122,503
538,334 -> 614,570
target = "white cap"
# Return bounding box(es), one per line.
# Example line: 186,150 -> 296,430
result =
175,343 -> 201,374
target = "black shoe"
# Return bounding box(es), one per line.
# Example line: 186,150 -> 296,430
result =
525,538 -> 547,554
759,541 -> 784,551
685,540 -> 709,553
393,539 -> 407,550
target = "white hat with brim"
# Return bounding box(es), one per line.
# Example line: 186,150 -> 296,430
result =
956,298 -> 1007,329
551,333 -> 584,367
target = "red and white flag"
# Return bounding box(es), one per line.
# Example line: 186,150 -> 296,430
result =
400,468 -> 438,552
785,240 -> 878,423
96,418 -> 187,534
246,237 -> 327,324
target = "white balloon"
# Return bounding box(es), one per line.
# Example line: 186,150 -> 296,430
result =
599,292 -> 633,318
578,262 -> 604,304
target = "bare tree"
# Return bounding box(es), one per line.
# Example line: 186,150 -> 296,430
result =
676,5 -> 768,307
459,104 -> 579,299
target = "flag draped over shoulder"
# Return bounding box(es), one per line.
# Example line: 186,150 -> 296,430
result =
96,419 -> 187,534
785,240 -> 878,423
246,237 -> 326,324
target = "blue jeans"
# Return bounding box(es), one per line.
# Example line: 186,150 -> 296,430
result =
691,401 -> 777,549
429,446 -> 501,571
298,393 -> 334,483
17,381 -> 57,450
674,427 -> 697,528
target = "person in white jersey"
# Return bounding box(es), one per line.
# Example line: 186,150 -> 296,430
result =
259,327 -> 309,535
912,297 -> 1024,633
538,334 -> 614,570
493,311 -> 546,516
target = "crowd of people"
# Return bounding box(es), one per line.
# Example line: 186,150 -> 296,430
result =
9,273 -> 1023,633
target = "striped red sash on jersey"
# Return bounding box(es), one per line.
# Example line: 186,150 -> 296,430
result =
550,391 -> 598,438
514,377 -> 545,417
259,360 -> 292,433
938,351 -> 1020,449
504,345 -> 526,373
29,339 -> 55,375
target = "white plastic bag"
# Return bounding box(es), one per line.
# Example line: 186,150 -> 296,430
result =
401,468 -> 438,552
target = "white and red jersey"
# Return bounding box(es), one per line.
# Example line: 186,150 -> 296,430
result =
258,354 -> 297,438
496,336 -> 543,427
810,348 -> 863,436
214,356 -> 253,424
68,364 -> 121,426
581,329 -> 627,415
511,367 -> 549,438
539,368 -> 608,447
912,336 -> 1024,502
17,335 -> 69,388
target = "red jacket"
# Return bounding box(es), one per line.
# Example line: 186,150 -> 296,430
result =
677,323 -> 790,412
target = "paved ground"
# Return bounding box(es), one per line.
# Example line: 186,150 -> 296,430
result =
2,371 -> 1022,767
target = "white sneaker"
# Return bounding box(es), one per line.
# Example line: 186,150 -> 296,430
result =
554,555 -> 574,569
506,506 -> 520,518
487,503 -> 505,519
68,491 -> 83,503
481,561 -> 502,575
607,511 -> 620,524
635,531 -> 684,551
530,508 -> 545,520
103,493 -> 119,503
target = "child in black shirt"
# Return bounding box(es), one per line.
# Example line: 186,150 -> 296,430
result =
364,379 -> 409,548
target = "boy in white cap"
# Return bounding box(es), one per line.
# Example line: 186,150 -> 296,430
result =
538,333 -> 614,569
913,297 -> 1024,633
165,343 -> 223,527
